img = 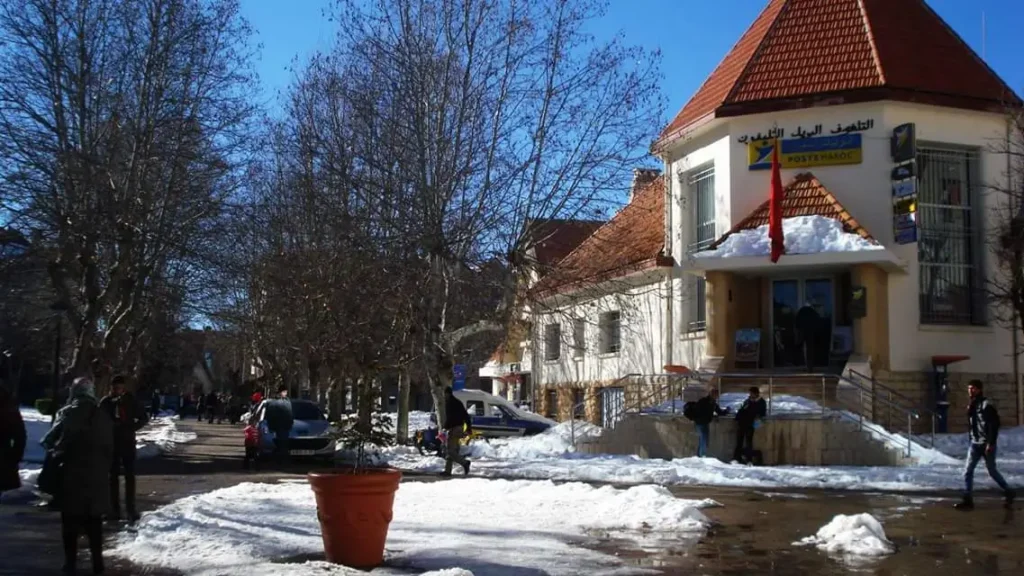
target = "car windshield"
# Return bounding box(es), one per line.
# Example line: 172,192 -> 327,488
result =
291,401 -> 324,421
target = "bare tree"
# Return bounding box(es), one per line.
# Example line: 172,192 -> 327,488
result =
0,0 -> 257,382
331,0 -> 663,422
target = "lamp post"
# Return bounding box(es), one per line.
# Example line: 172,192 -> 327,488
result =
49,300 -> 69,423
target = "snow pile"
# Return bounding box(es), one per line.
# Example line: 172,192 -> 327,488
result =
465,421 -> 603,460
928,426 -> 1024,461
135,416 -> 198,459
694,215 -> 883,259
795,513 -> 895,559
111,477 -> 712,576
19,407 -> 52,464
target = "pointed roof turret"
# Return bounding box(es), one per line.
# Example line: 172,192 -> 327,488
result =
658,0 -> 1020,147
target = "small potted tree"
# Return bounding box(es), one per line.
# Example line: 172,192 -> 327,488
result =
307,385 -> 402,569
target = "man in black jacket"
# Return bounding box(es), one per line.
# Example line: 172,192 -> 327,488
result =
442,387 -> 472,477
956,380 -> 1015,510
99,375 -> 149,523
693,389 -> 730,458
733,387 -> 767,464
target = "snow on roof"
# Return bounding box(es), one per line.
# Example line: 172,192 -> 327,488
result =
694,215 -> 883,259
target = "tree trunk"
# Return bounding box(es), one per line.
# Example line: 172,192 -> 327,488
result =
357,374 -> 374,433
396,370 -> 410,443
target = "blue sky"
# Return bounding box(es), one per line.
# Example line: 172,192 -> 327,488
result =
242,0 -> 1024,122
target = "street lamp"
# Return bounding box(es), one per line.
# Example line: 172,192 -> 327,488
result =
49,300 -> 69,423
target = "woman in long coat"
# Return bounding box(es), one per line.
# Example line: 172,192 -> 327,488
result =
42,377 -> 114,574
0,384 -> 26,496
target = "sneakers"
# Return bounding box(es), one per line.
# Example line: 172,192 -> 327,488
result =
954,496 -> 974,510
462,461 -> 471,476
439,471 -> 453,478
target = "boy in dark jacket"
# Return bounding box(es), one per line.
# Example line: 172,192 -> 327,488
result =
99,375 -> 149,523
442,387 -> 472,477
693,389 -> 730,458
956,380 -> 1015,510
733,387 -> 767,464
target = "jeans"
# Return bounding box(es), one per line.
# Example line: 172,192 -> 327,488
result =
109,444 -> 137,520
696,423 -> 710,457
964,443 -> 1010,495
733,423 -> 755,463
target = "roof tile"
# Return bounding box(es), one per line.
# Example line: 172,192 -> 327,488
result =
707,172 -> 872,249
535,176 -> 667,295
659,0 -> 1020,144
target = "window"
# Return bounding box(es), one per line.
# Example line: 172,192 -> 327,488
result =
572,318 -> 586,358
544,323 -> 561,361
689,165 -> 715,330
465,400 -> 485,416
917,146 -> 984,325
599,311 -> 621,354
572,389 -> 585,418
545,389 -> 558,418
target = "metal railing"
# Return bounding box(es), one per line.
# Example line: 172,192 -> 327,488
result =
570,369 -> 938,458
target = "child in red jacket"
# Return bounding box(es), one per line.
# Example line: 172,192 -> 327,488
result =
243,424 -> 260,470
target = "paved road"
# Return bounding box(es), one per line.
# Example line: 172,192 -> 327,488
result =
0,418 -> 305,576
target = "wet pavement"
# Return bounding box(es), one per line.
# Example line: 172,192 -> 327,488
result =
587,486 -> 1024,575
7,419 -> 1023,575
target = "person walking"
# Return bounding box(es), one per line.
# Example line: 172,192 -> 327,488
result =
1,384 -> 26,500
441,387 -> 472,477
733,387 -> 767,464
149,390 -> 161,419
196,392 -> 206,421
41,377 -> 114,575
955,380 -> 1016,510
205,391 -> 219,424
99,375 -> 149,524
692,389 -> 730,458
265,385 -> 294,466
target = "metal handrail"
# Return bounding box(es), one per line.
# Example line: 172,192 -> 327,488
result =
569,372 -> 695,446
846,369 -> 940,420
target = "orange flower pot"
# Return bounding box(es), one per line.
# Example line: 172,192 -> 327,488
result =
308,468 -> 402,568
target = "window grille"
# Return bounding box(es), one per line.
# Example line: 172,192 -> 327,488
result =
599,311 -> 621,354
917,146 -> 984,325
689,165 -> 715,330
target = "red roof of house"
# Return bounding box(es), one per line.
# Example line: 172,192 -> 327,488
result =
659,0 -> 1021,145
534,173 -> 670,296
528,219 -> 605,269
707,172 -> 873,249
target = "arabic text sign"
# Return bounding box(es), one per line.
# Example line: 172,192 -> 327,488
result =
747,134 -> 863,171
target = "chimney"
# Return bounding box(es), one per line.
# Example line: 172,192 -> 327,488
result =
629,167 -> 661,203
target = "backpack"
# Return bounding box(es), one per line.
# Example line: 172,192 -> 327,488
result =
682,401 -> 696,421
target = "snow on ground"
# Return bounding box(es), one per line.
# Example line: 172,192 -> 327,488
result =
383,417 -> 1023,492
642,393 -> 823,416
794,513 -> 895,560
19,407 -> 52,464
111,477 -> 713,576
693,215 -> 883,259
925,426 -> 1024,462
135,415 -> 198,459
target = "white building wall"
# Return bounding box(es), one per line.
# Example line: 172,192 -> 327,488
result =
533,278 -> 667,386
661,100 -> 1014,377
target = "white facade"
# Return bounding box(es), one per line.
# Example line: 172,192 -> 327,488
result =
530,99 -> 1017,391
530,271 -> 670,386
663,100 -> 1014,376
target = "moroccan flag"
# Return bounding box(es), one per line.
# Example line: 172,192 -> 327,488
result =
768,142 -> 785,263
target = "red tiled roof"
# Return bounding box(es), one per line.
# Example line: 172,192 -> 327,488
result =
708,172 -> 872,249
658,0 -> 1021,145
528,219 -> 605,269
534,174 -> 669,296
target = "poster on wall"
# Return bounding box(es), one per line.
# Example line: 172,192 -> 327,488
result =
734,329 -> 761,365
747,134 -> 863,170
891,123 -> 917,163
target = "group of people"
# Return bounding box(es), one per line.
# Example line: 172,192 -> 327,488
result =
0,375 -> 149,574
690,379 -> 1016,508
